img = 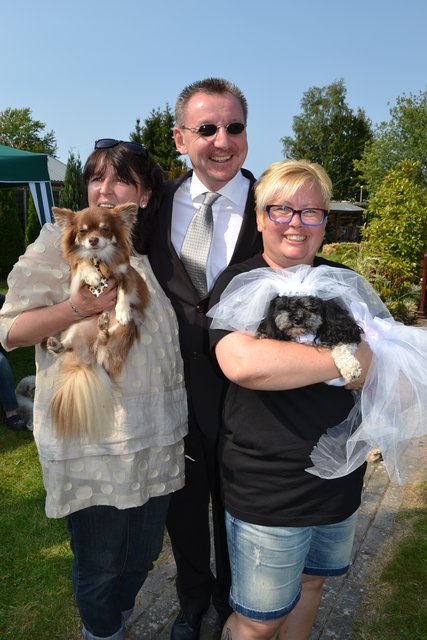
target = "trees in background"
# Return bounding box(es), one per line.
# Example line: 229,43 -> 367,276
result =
130,105 -> 187,178
0,107 -> 54,270
59,151 -> 84,210
281,79 -> 372,201
353,91 -> 427,320
353,160 -> 427,321
355,89 -> 427,198
283,82 -> 427,321
1,94 -> 425,319
362,160 -> 427,277
0,107 -> 57,155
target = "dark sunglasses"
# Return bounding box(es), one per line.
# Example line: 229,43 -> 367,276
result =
94,139 -> 147,155
181,122 -> 246,137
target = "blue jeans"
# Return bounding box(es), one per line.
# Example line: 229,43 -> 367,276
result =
67,496 -> 170,640
226,511 -> 358,621
0,352 -> 18,413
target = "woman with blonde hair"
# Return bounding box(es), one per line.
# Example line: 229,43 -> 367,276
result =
208,159 -> 373,640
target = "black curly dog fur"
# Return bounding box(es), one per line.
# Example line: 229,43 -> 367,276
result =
257,295 -> 363,347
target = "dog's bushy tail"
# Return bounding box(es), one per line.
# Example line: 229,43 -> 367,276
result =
50,357 -> 115,441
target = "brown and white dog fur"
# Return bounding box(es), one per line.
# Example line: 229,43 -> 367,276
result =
47,203 -> 149,441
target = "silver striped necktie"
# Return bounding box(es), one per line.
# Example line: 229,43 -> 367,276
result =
180,191 -> 220,297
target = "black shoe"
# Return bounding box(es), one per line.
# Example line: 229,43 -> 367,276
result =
4,414 -> 27,431
170,609 -> 204,640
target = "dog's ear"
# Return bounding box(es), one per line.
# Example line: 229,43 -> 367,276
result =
317,298 -> 362,346
113,203 -> 138,228
52,207 -> 75,229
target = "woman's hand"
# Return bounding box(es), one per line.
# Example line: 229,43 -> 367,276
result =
6,280 -> 119,348
70,279 -> 118,317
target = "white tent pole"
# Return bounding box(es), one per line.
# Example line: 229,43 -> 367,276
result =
29,182 -> 54,224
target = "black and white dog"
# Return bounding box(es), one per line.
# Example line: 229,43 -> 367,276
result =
257,295 -> 363,383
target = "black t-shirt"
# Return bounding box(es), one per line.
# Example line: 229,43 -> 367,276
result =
209,254 -> 366,527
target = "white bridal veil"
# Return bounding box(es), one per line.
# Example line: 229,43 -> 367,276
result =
208,265 -> 427,484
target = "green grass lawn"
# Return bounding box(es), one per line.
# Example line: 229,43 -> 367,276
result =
351,479 -> 427,640
0,429 -> 80,640
0,345 -> 81,640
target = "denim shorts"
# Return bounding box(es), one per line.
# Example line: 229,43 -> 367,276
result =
226,510 -> 358,621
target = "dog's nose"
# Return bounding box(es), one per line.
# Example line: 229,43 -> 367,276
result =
89,237 -> 99,247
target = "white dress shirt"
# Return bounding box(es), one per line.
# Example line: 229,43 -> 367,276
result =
171,171 -> 250,291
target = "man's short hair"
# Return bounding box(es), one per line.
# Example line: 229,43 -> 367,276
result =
175,77 -> 248,127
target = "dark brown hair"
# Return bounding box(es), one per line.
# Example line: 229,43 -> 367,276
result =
83,144 -> 164,208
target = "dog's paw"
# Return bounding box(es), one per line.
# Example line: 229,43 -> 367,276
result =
85,272 -> 103,287
97,311 -> 110,346
78,263 -> 102,287
98,311 -> 110,332
46,336 -> 65,354
115,301 -> 131,325
331,343 -> 361,383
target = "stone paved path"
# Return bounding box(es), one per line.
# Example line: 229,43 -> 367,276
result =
127,435 -> 426,640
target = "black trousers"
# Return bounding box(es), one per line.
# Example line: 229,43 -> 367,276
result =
166,408 -> 231,620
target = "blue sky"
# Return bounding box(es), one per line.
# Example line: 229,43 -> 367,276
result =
2,0 -> 426,179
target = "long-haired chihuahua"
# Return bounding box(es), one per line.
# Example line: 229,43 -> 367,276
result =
47,203 -> 149,441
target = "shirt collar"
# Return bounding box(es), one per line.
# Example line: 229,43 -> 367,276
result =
189,170 -> 247,206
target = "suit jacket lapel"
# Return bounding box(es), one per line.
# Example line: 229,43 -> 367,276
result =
163,170 -> 193,260
229,169 -> 259,265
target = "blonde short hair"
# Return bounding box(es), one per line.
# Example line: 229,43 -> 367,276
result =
255,160 -> 332,216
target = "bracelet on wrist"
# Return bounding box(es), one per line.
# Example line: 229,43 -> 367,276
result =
331,343 -> 362,384
68,298 -> 88,317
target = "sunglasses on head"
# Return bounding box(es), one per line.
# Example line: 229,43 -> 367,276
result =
181,122 -> 246,137
94,139 -> 147,155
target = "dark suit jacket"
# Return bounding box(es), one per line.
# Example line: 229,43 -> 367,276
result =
136,169 -> 262,438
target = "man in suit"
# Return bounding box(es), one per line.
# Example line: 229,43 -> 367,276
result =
138,78 -> 262,640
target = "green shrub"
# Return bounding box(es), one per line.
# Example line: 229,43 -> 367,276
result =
25,192 -> 41,246
354,253 -> 420,324
320,161 -> 427,323
58,150 -> 84,211
362,160 -> 427,278
319,242 -> 421,324
0,190 -> 25,277
320,242 -> 361,268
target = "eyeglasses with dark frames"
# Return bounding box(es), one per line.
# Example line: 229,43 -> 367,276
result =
181,122 -> 246,137
94,139 -> 148,155
265,205 -> 328,226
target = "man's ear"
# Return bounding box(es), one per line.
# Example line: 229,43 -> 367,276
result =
174,127 -> 187,155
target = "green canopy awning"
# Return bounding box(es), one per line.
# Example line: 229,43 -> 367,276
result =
0,144 -> 54,224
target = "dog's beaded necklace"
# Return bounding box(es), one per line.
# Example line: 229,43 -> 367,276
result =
88,258 -> 109,297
